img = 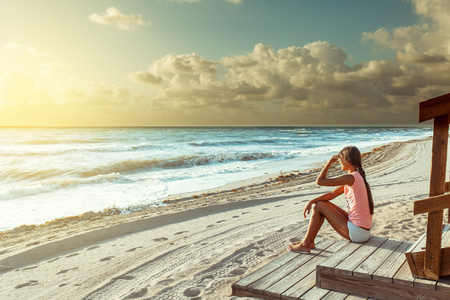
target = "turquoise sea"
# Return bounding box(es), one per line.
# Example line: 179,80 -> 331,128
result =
0,126 -> 432,230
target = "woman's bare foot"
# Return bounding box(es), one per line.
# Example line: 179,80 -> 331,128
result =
292,240 -> 315,249
288,242 -> 311,253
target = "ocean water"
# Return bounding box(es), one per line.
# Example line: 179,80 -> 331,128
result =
0,126 -> 432,231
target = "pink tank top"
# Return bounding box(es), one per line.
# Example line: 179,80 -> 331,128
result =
344,172 -> 372,228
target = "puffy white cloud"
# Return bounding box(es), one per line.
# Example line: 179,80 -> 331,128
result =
129,31 -> 450,124
363,0 -> 450,65
89,7 -> 150,31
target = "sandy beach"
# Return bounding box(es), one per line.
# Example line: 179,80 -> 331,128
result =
1,137 -> 447,300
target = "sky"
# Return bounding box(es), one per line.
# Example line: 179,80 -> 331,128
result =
0,0 -> 449,126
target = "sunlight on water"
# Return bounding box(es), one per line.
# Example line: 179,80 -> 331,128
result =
0,126 -> 432,230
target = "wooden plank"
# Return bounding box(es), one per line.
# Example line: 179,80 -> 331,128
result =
278,271 -> 316,300
344,295 -> 367,300
232,289 -> 275,300
333,236 -> 388,277
414,193 -> 450,214
406,225 -> 450,278
321,290 -> 349,299
233,237 -> 326,292
317,241 -> 362,275
373,241 -> 413,283
405,231 -> 427,277
232,250 -> 299,292
319,271 -> 450,300
424,115 -> 449,280
430,116 -> 449,197
274,240 -> 348,299
413,277 -> 437,290
300,286 -> 331,300
353,238 -> 403,280
248,239 -> 335,296
393,261 -> 414,286
419,93 -> 450,122
437,275 -> 450,293
424,210 -> 444,280
445,182 -> 450,193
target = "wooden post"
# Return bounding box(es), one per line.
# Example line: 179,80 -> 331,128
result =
424,115 -> 449,280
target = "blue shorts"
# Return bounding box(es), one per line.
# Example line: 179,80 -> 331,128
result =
347,221 -> 370,243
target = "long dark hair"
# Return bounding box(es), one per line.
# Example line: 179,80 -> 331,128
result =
339,146 -> 374,215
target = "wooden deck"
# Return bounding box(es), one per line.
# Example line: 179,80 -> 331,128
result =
232,227 -> 450,299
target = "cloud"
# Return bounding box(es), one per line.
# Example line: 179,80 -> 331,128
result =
89,7 -> 150,31
167,0 -> 201,3
5,42 -> 53,57
127,0 -> 450,125
0,73 -> 52,106
167,0 -> 242,3
226,0 -> 243,4
363,0 -> 450,65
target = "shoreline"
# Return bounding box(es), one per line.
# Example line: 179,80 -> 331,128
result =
0,137 -> 419,237
1,136 -> 444,299
0,136 -> 431,239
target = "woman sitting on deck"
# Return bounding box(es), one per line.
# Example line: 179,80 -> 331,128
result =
289,146 -> 374,252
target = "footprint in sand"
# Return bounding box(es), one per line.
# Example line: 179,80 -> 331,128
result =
57,267 -> 79,275
217,220 -> 226,224
126,246 -> 143,252
153,237 -> 168,242
113,275 -> 135,281
207,224 -> 215,228
230,267 -> 248,275
241,211 -> 250,215
66,253 -> 79,258
59,283 -> 67,287
262,208 -> 269,211
174,231 -> 189,235
15,280 -> 39,289
100,256 -> 115,262
26,241 -> 40,247
232,215 -> 240,219
22,265 -> 39,271
256,251 -> 266,257
48,257 -> 60,263
124,287 -> 148,299
183,286 -> 202,297
87,246 -> 100,251
275,205 -> 284,207
157,278 -> 175,286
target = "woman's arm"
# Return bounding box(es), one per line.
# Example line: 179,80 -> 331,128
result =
316,155 -> 354,187
303,185 -> 344,217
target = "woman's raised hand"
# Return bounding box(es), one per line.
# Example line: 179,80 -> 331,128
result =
329,155 -> 339,164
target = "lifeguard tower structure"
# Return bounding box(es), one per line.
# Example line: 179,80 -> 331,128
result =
405,92 -> 450,280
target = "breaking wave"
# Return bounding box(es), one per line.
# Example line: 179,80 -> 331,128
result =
80,151 -> 283,177
0,173 -> 129,200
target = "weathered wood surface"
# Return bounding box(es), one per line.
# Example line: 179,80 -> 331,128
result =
316,234 -> 450,299
418,92 -> 450,122
405,224 -> 450,278
233,236 -> 450,299
233,239 -> 351,299
414,193 -> 450,214
424,115 -> 449,280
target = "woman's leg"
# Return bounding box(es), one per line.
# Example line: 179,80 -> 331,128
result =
289,201 -> 350,252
